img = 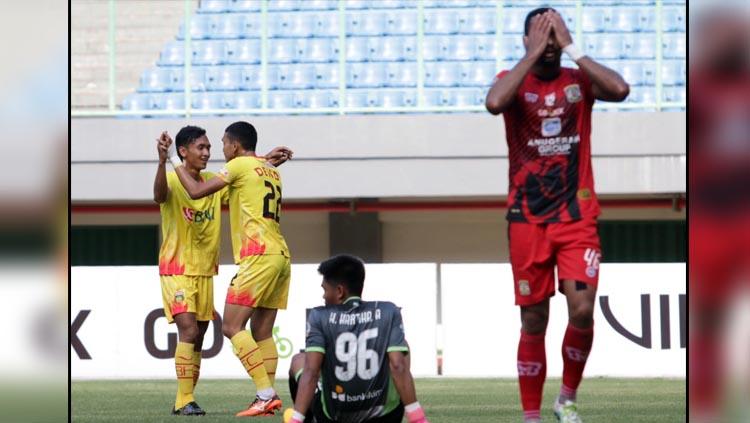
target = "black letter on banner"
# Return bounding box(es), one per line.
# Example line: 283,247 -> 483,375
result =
679,294 -> 686,349
600,294 -> 652,349
71,310 -> 92,359
660,295 -> 670,349
144,308 -> 177,358
202,314 -> 223,358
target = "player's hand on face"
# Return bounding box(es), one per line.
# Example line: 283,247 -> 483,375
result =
525,12 -> 553,61
549,11 -> 573,49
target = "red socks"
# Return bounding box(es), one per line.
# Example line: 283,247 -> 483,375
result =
560,323 -> 594,402
517,330 -> 547,419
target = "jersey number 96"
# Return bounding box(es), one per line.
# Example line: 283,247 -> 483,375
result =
334,328 -> 379,382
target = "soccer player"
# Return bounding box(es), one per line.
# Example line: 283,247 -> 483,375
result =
165,121 -> 293,416
284,254 -> 429,423
154,125 -> 226,416
485,8 -> 629,423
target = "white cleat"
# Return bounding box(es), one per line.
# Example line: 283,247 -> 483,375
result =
553,397 -> 583,423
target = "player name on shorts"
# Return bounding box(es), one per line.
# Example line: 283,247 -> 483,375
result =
527,134 -> 581,156
328,309 -> 383,325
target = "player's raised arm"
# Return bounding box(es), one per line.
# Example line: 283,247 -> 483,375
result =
485,12 -> 552,115
288,351 -> 323,422
164,135 -> 227,200
264,146 -> 294,167
153,131 -> 170,204
549,11 -> 629,102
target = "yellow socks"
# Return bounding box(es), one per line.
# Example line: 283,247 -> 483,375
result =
192,350 -> 202,388
174,342 -> 195,409
230,330 -> 272,390
257,337 -> 279,386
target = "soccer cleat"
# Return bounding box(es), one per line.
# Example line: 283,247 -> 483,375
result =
235,395 -> 283,417
553,397 -> 582,423
171,401 -> 206,416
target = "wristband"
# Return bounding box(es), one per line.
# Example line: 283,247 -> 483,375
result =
405,402 -> 426,423
289,410 -> 305,423
167,142 -> 183,168
562,43 -> 585,62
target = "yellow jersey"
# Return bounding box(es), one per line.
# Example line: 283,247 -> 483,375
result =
158,171 -> 228,276
217,155 -> 290,263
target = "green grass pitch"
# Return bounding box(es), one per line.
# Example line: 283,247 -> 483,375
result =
72,377 -> 685,422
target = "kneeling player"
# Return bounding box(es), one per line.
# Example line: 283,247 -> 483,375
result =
285,254 -> 429,423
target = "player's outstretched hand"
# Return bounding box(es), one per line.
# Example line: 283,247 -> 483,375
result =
156,131 -> 170,164
525,11 -> 553,61
265,146 -> 294,167
549,11 -> 573,49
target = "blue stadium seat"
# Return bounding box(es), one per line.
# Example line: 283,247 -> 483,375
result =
618,61 -> 645,86
662,6 -> 685,32
662,86 -> 686,104
199,0 -> 230,13
423,88 -> 443,107
139,68 -> 172,92
347,62 -> 386,88
268,91 -> 295,109
191,92 -> 223,110
298,38 -> 338,63
346,37 -> 369,62
432,0 -> 473,7
453,88 -> 485,107
502,8 -> 527,34
269,0 -> 299,11
298,0 -> 337,10
171,67 -> 208,92
225,40 -> 262,64
556,7 -> 577,30
192,41 -> 226,65
228,0 -> 262,12
457,9 -> 495,34
500,35 -> 525,60
177,15 -> 211,40
626,86 -> 656,105
276,64 -> 315,89
384,62 -> 417,87
475,35 -> 498,61
424,10 -> 459,34
163,93 -> 187,110
662,33 -> 685,59
269,39 -> 298,63
452,35 -> 478,61
374,36 -> 416,61
314,63 -> 340,88
302,90 -> 339,108
584,34 -> 624,60
581,8 -> 609,33
121,93 -> 150,111
622,34 -> 656,59
205,66 -> 242,91
384,10 -> 417,35
238,66 -> 261,90
371,0 -> 407,9
347,11 -> 386,36
424,62 -> 459,87
422,36 -> 444,61
610,7 -> 639,32
459,61 -> 496,87
218,91 -> 238,109
346,90 -> 371,108
210,13 -> 245,39
382,90 -> 417,108
473,0 -> 497,7
239,13 -> 262,38
271,13 -> 314,38
345,0 -> 369,10
661,60 -> 685,86
313,13 -> 339,37
159,41 -> 185,66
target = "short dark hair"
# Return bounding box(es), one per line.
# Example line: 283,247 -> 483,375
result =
175,125 -> 206,160
318,254 -> 365,297
225,121 -> 258,152
524,7 -> 555,36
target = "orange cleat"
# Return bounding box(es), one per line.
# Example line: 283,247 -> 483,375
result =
235,395 -> 283,417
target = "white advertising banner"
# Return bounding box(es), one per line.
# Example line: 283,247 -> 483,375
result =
440,263 -> 686,377
71,264 -> 438,379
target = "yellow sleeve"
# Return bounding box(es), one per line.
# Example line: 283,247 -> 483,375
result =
217,158 -> 241,185
220,186 -> 229,205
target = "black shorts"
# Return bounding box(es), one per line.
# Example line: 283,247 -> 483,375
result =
308,392 -> 404,423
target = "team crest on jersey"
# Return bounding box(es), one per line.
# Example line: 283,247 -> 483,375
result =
544,92 -> 556,107
174,290 -> 185,303
524,92 -> 538,103
564,84 -> 582,103
518,280 -> 531,296
218,167 -> 229,178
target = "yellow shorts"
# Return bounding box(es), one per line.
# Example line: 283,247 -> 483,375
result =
160,275 -> 215,323
225,254 -> 291,310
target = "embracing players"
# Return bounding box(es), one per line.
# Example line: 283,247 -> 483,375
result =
485,8 -> 629,423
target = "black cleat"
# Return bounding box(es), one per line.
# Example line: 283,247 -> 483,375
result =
172,401 -> 206,416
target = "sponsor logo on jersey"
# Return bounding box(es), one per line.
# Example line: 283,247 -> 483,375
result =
182,207 -> 215,223
583,248 -> 601,278
527,134 -> 580,156
544,92 -> 556,107
537,107 -> 565,117
564,84 -> 582,103
517,361 -> 543,376
525,92 -> 539,103
518,280 -> 531,296
541,117 -> 562,137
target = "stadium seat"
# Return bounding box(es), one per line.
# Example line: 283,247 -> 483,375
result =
177,15 -> 211,40
475,35 -> 498,61
163,93 -> 187,110
423,88 -> 442,107
371,0 -> 407,9
384,62 -> 417,87
662,33 -> 685,59
581,8 -> 609,33
303,90 -> 339,108
662,6 -> 686,32
375,36 -> 416,62
121,93 -> 150,111
500,35 -> 525,60
192,41 -> 226,65
298,38 -> 338,63
473,0 -> 496,7
384,10 -> 418,35
502,8 -> 527,34
622,34 -> 656,59
346,37 -> 369,62
347,11 -> 386,36
584,34 -> 624,60
452,35 -> 478,61
346,90 -> 371,108
170,67 -> 208,92
239,65 -> 262,90
457,9 -> 496,34
271,13 -> 314,38
218,91 -> 238,109
268,0 -> 299,11
225,39 -> 262,64
424,62 -> 459,87
191,92 -> 223,110
345,0 -> 369,10
662,86 -> 686,104
210,13 -> 245,39
313,63 -> 340,89
298,0 -> 337,10
618,61 -> 644,86
239,13 -> 262,38
313,13 -> 339,37
269,39 -> 298,63
138,68 -> 172,92
228,0 -> 262,12
382,89 -> 417,108
635,6 -> 656,32
199,0 -> 229,13
453,88 -> 485,107
610,7 -> 639,32
422,36 -> 444,61
277,64 -> 315,89
661,60 -> 685,86
159,41 -> 185,66
268,91 -> 295,109
556,7 -> 577,30
347,62 -> 386,88
424,10 -> 459,34
205,66 -> 242,91
433,0 -> 473,7
458,61 -> 496,87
